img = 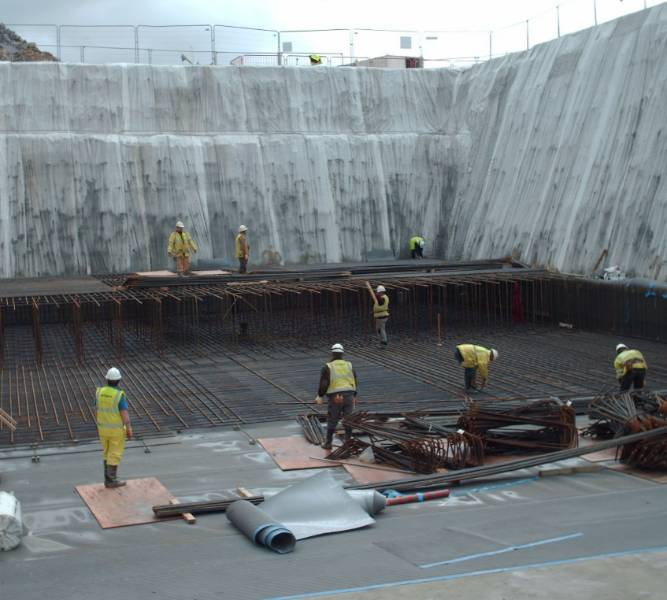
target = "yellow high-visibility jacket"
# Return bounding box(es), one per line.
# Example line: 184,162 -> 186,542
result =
168,231 -> 198,257
409,236 -> 424,251
373,295 -> 390,319
326,360 -> 357,394
614,349 -> 647,379
235,234 -> 249,259
457,344 -> 491,384
96,386 -> 126,437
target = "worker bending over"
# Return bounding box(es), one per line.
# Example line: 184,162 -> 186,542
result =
96,368 -> 133,488
372,285 -> 389,346
409,235 -> 425,259
315,343 -> 358,450
236,225 -> 250,274
455,344 -> 498,391
167,221 -> 198,275
614,343 -> 647,391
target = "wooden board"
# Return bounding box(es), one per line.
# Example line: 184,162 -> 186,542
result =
75,477 -> 178,528
343,463 -> 415,485
258,436 -> 340,470
606,463 -> 667,483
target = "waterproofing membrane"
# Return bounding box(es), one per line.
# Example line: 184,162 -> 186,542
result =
226,500 -> 296,554
227,472 -> 379,552
261,471 -> 376,540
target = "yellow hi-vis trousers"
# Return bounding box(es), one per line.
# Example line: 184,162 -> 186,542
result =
100,432 -> 126,466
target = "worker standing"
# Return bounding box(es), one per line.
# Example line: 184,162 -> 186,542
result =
409,235 -> 425,259
236,225 -> 250,274
455,344 -> 498,391
372,285 -> 390,346
96,368 -> 133,488
614,343 -> 647,391
315,343 -> 358,450
167,221 -> 198,275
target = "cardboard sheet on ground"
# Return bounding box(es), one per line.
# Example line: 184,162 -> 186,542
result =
258,435 -> 338,470
76,477 -> 177,528
261,471 -> 375,540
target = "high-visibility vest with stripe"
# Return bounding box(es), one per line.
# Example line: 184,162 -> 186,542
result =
326,360 -> 356,394
96,386 -> 125,434
373,295 -> 390,319
614,349 -> 647,378
168,231 -> 198,257
409,236 -> 424,250
236,234 -> 249,258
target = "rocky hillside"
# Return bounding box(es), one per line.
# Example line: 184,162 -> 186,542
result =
0,23 -> 57,62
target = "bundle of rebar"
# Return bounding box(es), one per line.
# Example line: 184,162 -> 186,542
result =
457,399 -> 577,453
585,390 -> 667,440
296,413 -> 326,445
341,412 -> 484,472
152,426 -> 667,517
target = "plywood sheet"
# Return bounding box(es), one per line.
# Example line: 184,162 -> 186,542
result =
75,477 -> 178,528
258,436 -> 339,470
343,463 -> 415,485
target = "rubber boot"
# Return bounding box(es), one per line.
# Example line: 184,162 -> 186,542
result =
104,461 -> 112,486
105,464 -> 127,488
321,431 -> 334,450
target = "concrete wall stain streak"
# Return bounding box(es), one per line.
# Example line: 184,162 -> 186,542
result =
0,5 -> 666,278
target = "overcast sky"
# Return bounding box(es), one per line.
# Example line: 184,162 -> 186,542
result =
1,0 -> 655,30
1,0 -> 658,64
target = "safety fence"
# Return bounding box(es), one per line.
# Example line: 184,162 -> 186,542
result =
3,0 -> 660,67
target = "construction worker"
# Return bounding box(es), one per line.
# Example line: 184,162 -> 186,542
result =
409,235 -> 425,259
309,54 -> 323,65
96,368 -> 133,488
373,285 -> 389,346
455,344 -> 498,391
167,221 -> 198,275
614,343 -> 647,391
236,225 -> 250,274
315,343 -> 358,450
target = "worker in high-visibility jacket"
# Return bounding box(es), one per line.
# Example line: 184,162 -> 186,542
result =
167,221 -> 198,275
455,344 -> 498,391
409,235 -> 425,259
96,368 -> 133,488
614,343 -> 647,391
236,225 -> 250,274
373,285 -> 389,346
315,343 -> 358,451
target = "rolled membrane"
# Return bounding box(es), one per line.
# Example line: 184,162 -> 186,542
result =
0,492 -> 23,552
226,499 -> 296,554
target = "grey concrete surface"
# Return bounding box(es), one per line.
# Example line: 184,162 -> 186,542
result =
1,420 -> 667,600
1,6 -> 666,277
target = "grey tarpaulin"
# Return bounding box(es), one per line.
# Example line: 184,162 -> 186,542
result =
227,471 -> 378,552
226,500 -> 296,554
261,471 -> 376,540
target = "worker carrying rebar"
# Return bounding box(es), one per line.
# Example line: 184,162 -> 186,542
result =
372,285 -> 390,346
314,343 -> 358,451
614,343 -> 647,391
167,220 -> 198,275
455,344 -> 498,391
409,235 -> 425,259
236,225 -> 250,274
95,368 -> 133,488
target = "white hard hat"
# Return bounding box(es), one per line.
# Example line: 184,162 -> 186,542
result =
490,349 -> 499,361
376,285 -> 386,293
176,221 -> 185,228
105,367 -> 122,381
239,225 -> 248,232
616,343 -> 628,352
331,343 -> 344,353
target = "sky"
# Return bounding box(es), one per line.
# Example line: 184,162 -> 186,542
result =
1,0 -> 658,64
